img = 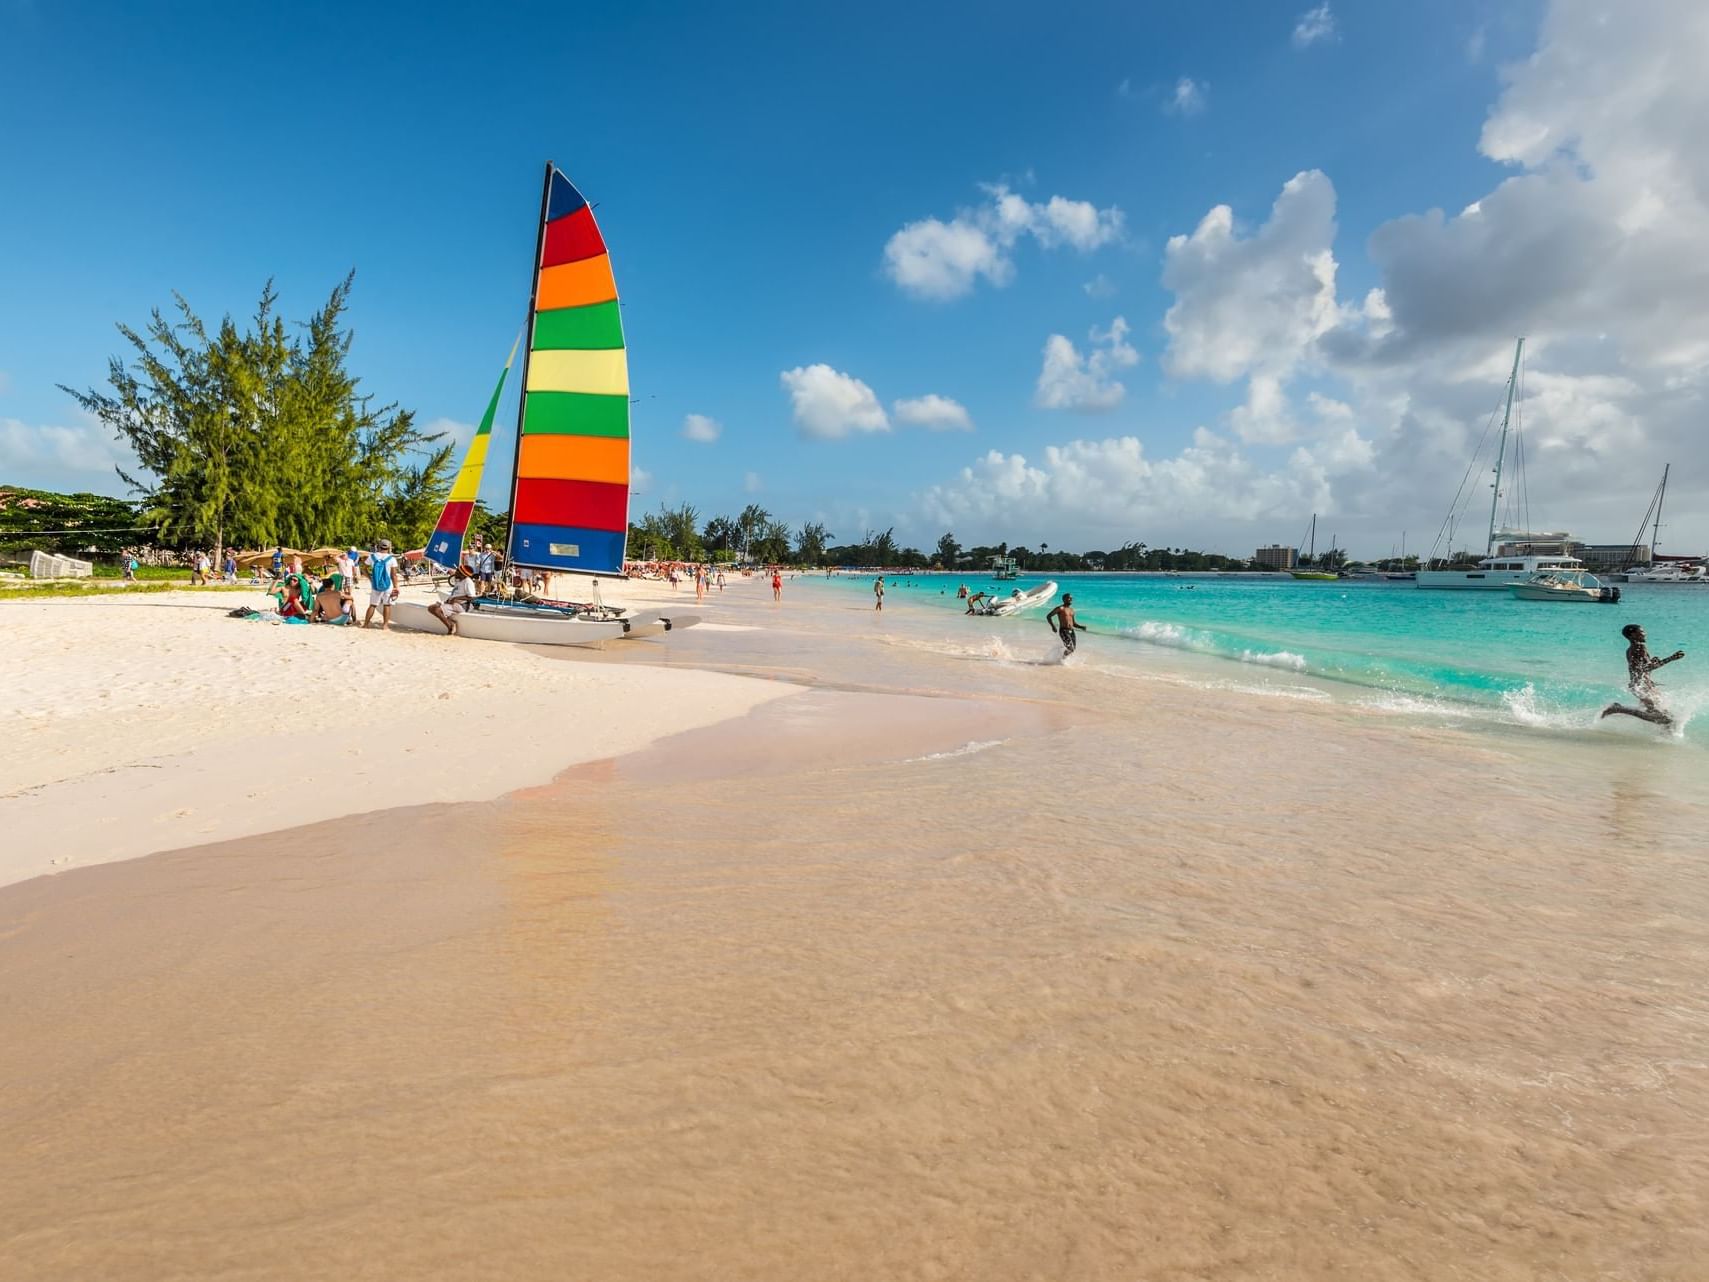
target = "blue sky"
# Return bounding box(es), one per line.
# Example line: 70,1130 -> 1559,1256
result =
7,0 -> 1705,557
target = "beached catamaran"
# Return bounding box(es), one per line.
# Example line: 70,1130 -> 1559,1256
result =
394,164 -> 676,644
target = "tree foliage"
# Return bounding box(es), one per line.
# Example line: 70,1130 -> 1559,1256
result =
62,275 -> 451,558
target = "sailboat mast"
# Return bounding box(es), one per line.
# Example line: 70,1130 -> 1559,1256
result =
1487,337 -> 1524,556
504,162 -> 555,566
1309,514 -> 1316,561
1652,463 -> 1669,558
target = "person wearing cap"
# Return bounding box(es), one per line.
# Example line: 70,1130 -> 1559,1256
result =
1601,623 -> 1685,728
428,564 -> 479,635
363,538 -> 401,630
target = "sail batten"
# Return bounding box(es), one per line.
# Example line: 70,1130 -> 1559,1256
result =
425,334 -> 520,570
507,165 -> 631,575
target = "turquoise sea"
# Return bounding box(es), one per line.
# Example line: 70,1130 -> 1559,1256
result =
808,571 -> 1709,746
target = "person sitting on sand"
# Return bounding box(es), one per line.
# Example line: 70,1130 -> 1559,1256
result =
1601,623 -> 1684,728
1044,593 -> 1087,655
314,578 -> 352,624
428,566 -> 479,635
277,579 -> 310,620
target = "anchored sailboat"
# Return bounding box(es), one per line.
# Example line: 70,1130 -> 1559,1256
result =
394,164 -> 680,644
1415,338 -> 1585,590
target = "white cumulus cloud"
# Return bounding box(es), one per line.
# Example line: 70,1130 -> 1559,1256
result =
780,364 -> 891,440
681,413 -> 722,444
920,427 -> 1373,547
1165,77 -> 1207,116
743,470 -> 763,494
893,394 -> 973,431
1035,317 -> 1141,413
0,414 -> 137,493
1292,3 -> 1337,48
883,183 -> 1124,301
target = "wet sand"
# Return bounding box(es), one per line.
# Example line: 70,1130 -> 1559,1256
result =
4,585 -> 1708,1280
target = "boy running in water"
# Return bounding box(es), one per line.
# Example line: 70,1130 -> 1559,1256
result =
1601,623 -> 1685,727
1044,593 -> 1086,655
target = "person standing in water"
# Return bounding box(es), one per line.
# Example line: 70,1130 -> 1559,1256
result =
873,576 -> 885,610
1601,623 -> 1684,727
1044,593 -> 1086,655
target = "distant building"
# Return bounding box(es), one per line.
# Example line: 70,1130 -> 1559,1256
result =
1254,544 -> 1297,570
1574,543 -> 1649,571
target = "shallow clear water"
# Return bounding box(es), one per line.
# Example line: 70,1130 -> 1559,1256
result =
822,572 -> 1709,744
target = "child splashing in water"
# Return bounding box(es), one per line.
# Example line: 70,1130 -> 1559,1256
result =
1601,623 -> 1685,728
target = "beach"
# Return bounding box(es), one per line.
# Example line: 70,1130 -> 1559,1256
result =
4,573 -> 1708,1280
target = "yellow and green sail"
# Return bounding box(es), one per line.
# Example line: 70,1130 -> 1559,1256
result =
425,334 -> 520,570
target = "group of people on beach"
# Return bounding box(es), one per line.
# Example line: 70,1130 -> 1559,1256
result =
262,541 -> 405,630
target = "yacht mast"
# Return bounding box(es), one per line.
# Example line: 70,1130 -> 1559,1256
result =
1652,463 -> 1670,558
1486,337 -> 1524,556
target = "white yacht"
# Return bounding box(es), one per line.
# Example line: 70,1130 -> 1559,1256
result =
1417,338 -> 1587,590
1415,546 -> 1587,590
1626,561 -> 1707,584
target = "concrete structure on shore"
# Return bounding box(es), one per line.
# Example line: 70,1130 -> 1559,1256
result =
1253,544 -> 1298,571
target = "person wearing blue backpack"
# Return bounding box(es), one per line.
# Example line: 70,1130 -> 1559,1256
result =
362,538 -> 401,631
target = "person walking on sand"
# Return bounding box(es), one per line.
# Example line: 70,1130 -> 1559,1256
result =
1601,623 -> 1684,728
874,576 -> 885,610
772,569 -> 782,603
363,538 -> 401,630
1044,593 -> 1087,655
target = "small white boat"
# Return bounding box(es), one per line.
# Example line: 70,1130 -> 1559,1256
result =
390,596 -> 680,644
1508,570 -> 1620,603
1625,562 -> 1706,584
969,580 -> 1058,616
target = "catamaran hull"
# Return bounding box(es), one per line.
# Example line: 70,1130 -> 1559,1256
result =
389,600 -> 658,646
1415,570 -> 1531,590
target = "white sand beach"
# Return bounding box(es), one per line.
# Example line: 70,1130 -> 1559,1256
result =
0,579 -> 792,889
4,573 -> 1707,1281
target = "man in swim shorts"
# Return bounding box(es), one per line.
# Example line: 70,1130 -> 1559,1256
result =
1044,593 -> 1086,655
428,565 -> 479,635
1601,622 -> 1684,727
363,538 -> 400,630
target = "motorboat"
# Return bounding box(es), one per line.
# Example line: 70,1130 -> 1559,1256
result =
1624,562 -> 1706,584
968,580 -> 1057,616
1508,570 -> 1620,603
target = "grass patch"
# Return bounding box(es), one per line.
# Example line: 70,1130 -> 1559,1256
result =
91,564 -> 191,581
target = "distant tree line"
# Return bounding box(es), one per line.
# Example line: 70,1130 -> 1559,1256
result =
61,275 -> 452,565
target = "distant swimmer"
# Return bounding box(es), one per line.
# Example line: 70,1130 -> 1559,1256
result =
1600,623 -> 1684,728
1044,593 -> 1086,655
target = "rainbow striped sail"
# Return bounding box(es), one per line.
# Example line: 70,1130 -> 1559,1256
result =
506,165 -> 630,575
425,335 -> 520,571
